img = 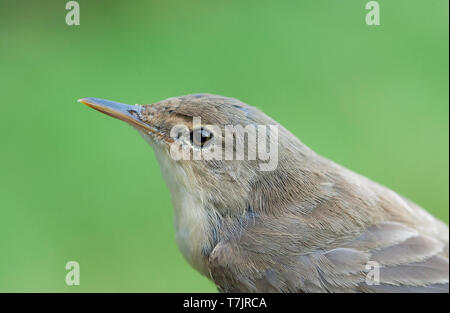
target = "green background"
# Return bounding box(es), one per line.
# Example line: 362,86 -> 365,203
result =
0,0 -> 448,292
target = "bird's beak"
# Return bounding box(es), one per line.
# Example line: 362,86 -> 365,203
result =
78,97 -> 162,136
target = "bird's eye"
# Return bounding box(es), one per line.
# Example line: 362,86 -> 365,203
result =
190,128 -> 213,147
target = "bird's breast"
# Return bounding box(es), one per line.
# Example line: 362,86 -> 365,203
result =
151,144 -> 212,277
172,187 -> 211,277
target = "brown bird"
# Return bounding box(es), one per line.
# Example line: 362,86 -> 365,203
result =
79,94 -> 449,293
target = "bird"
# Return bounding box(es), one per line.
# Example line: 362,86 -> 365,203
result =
79,94 -> 449,293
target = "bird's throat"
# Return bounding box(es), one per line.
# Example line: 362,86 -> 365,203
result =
150,142 -> 216,277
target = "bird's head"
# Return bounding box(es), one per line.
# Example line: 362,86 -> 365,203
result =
79,94 -> 309,217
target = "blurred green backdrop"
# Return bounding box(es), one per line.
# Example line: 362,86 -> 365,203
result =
0,0 -> 448,292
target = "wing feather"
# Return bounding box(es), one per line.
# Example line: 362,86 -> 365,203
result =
209,222 -> 449,292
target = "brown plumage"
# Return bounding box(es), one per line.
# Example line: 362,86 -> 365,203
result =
80,94 -> 449,293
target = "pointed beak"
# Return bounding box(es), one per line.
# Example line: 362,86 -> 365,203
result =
78,97 -> 163,137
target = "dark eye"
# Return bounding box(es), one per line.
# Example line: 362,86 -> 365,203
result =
190,128 -> 213,147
